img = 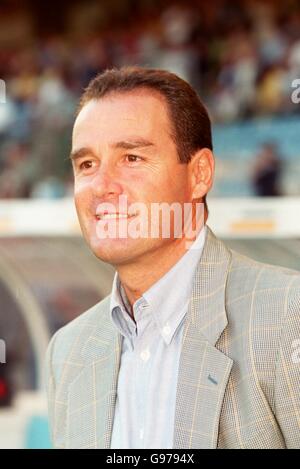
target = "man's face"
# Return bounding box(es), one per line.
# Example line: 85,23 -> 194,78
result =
71,90 -> 197,266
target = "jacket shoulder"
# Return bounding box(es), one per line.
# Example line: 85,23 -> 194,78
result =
226,248 -> 300,341
59,294 -> 111,332
46,295 -> 111,375
225,248 -> 300,365
228,248 -> 300,292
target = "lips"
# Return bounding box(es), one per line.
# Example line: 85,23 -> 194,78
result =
95,212 -> 138,221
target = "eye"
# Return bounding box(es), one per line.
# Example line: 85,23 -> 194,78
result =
125,154 -> 143,163
79,160 -> 93,170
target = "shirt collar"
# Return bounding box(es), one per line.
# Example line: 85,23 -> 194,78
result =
110,274 -> 137,341
110,226 -> 207,345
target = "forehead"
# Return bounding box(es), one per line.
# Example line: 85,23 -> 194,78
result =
73,90 -> 172,145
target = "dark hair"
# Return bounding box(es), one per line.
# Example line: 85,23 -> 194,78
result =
78,66 -> 213,209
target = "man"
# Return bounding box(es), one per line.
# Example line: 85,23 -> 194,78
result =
252,142 -> 283,196
46,67 -> 300,449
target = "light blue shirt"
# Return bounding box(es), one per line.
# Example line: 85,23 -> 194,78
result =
110,227 -> 207,449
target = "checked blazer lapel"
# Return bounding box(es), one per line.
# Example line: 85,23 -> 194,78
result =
67,299 -> 122,449
173,227 -> 233,449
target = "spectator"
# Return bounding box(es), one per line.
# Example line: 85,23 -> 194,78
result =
0,0 -> 300,198
252,142 -> 283,196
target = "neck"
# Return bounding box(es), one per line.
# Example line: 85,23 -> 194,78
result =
117,216 -> 206,308
117,237 -> 189,308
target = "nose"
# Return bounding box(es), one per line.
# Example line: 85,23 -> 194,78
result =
90,163 -> 123,199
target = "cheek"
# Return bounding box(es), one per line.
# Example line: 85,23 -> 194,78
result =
74,181 -> 91,212
128,170 -> 188,203
74,185 -> 83,207
159,170 -> 190,202
124,172 -> 154,199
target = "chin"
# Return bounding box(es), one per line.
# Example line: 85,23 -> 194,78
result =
88,235 -> 142,266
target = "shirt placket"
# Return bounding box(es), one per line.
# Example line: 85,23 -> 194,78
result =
133,303 -> 154,449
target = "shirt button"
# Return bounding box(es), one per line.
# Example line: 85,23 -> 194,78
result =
162,324 -> 171,337
140,349 -> 150,362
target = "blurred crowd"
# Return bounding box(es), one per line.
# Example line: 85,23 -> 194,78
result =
0,0 -> 300,198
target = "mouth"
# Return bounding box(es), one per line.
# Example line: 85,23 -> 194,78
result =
95,212 -> 138,221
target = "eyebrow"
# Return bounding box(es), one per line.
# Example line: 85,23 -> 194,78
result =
69,147 -> 93,162
111,138 -> 155,150
69,139 -> 155,161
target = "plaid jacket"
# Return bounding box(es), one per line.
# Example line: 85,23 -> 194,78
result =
46,227 -> 300,448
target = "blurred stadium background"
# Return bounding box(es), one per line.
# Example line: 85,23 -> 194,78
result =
0,0 -> 300,448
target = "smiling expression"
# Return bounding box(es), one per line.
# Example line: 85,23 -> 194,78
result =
71,89 -> 201,267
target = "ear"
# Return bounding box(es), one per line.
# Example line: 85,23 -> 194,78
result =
189,148 -> 215,200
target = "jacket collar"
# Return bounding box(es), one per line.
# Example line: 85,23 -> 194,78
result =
189,226 -> 232,345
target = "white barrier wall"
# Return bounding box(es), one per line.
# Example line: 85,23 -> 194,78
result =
0,391 -> 48,449
208,197 -> 300,238
0,197 -> 300,238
